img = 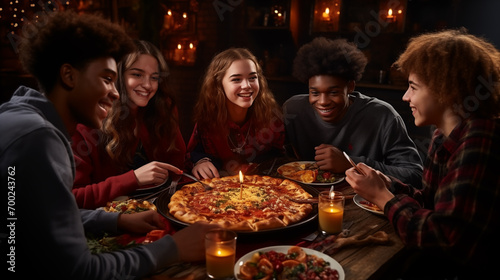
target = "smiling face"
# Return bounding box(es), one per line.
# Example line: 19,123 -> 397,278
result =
222,59 -> 260,114
403,73 -> 444,127
125,54 -> 159,110
308,75 -> 354,124
68,57 -> 119,129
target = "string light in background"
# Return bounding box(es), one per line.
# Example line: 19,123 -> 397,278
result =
1,0 -> 72,36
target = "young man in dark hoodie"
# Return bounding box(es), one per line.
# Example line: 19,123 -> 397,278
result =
0,10 -> 218,279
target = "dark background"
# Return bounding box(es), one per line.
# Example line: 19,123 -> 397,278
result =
1,0 -> 499,159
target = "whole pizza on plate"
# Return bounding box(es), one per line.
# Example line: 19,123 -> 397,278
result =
168,175 -> 313,231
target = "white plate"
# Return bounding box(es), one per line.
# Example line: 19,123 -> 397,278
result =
234,245 -> 345,280
353,194 -> 384,215
277,161 -> 345,186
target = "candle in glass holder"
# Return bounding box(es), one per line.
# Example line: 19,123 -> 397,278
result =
205,230 -> 237,279
318,190 -> 345,235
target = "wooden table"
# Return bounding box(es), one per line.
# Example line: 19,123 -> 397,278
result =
234,182 -> 406,280
327,183 -> 406,279
150,180 -> 407,280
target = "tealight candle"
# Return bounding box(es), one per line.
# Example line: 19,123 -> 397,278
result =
318,191 -> 345,235
205,230 -> 237,279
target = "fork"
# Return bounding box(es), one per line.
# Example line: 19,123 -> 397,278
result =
135,176 -> 180,202
168,176 -> 181,195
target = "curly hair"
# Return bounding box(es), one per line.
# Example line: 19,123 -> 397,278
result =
193,48 -> 282,133
292,37 -> 367,83
394,28 -> 500,118
101,40 -> 179,170
19,10 -> 134,93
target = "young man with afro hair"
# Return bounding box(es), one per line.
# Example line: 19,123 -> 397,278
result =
0,10 -> 218,279
283,37 -> 423,188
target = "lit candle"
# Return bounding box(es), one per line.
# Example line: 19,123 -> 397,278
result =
318,191 -> 345,235
239,170 -> 243,199
322,7 -> 331,21
319,204 -> 344,234
386,8 -> 395,22
173,43 -> 182,62
163,9 -> 173,30
187,42 -> 196,63
205,244 -> 236,279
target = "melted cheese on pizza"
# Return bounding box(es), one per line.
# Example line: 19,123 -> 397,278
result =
169,175 -> 313,231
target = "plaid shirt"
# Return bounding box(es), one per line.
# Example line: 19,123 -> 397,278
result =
386,117 -> 500,270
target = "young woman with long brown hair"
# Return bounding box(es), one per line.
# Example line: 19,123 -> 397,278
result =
188,48 -> 285,179
72,40 -> 185,209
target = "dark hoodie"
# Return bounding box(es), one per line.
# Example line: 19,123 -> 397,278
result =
0,86 -> 178,279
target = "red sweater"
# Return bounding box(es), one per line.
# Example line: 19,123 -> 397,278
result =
71,123 -> 186,209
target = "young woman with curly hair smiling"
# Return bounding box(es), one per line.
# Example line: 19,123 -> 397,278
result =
284,37 -> 423,188
346,29 -> 500,279
71,40 -> 185,209
188,48 -> 285,179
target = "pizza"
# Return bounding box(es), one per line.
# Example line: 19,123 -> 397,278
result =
168,175 -> 313,231
278,161 -> 342,184
360,200 -> 382,212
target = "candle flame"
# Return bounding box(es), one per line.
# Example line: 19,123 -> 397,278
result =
189,43 -> 194,49
182,12 -> 187,19
388,8 -> 393,16
217,249 -> 222,256
329,185 -> 335,199
177,44 -> 182,50
325,7 -> 330,15
239,171 -> 243,183
167,9 -> 172,16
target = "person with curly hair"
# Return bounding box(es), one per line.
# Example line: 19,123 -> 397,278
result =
71,40 -> 186,209
0,11 -> 219,279
284,37 -> 422,187
346,29 -> 500,279
188,48 -> 285,179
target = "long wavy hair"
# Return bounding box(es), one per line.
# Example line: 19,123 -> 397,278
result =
101,40 -> 178,170
193,48 -> 282,133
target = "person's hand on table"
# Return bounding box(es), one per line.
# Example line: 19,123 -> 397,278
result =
172,221 -> 221,262
345,163 -> 394,211
314,144 -> 351,173
134,161 -> 183,187
117,210 -> 164,234
192,160 -> 220,179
